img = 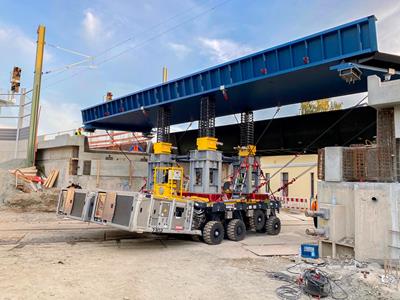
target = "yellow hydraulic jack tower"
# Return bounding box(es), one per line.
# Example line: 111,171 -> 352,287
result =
189,96 -> 222,194
154,67 -> 172,156
147,105 -> 174,190
232,111 -> 260,196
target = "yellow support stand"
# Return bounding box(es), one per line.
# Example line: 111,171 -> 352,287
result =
154,142 -> 172,154
196,137 -> 218,151
239,145 -> 256,157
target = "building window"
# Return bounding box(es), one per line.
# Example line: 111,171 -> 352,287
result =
83,160 -> 92,175
310,172 -> 315,198
265,173 -> 271,193
281,172 -> 289,197
69,159 -> 78,175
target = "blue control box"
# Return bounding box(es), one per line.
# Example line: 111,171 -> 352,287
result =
301,244 -> 319,259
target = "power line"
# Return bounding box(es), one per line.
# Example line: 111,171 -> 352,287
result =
265,95 -> 368,184
255,106 -> 280,146
342,120 -> 376,146
96,0 -> 234,66
41,0 -> 233,91
42,2 -> 209,76
95,1 -> 215,57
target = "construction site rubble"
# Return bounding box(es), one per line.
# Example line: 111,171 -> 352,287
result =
0,160 -> 59,212
267,257 -> 400,299
1,5 -> 400,300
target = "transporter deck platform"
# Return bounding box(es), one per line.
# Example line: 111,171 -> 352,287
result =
57,188 -> 281,245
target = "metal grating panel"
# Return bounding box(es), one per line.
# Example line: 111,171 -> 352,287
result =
70,192 -> 86,218
0,127 -> 30,141
376,108 -> 396,181
365,147 -> 379,181
112,195 -> 134,227
342,147 -> 366,181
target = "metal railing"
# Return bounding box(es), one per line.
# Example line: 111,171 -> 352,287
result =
0,88 -> 31,158
39,129 -> 151,151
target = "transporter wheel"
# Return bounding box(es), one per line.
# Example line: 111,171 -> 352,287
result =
227,219 -> 246,241
266,216 -> 281,235
203,221 -> 224,245
249,209 -> 265,232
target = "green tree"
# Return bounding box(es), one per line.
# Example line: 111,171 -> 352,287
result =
300,98 -> 343,115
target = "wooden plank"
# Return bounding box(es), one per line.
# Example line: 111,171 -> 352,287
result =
47,170 -> 59,188
64,188 -> 75,215
96,160 -> 100,188
9,167 -> 37,176
94,192 -> 107,219
102,192 -> 117,222
44,170 -> 55,188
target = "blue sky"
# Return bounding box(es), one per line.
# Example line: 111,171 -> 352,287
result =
0,0 -> 399,134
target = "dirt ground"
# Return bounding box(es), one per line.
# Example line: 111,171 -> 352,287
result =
0,208 -> 398,300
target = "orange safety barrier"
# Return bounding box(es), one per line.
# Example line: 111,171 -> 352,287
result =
87,131 -> 150,150
274,196 -> 309,210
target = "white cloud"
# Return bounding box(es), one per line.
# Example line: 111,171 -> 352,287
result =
82,10 -> 113,43
83,11 -> 100,38
168,42 -> 191,59
198,37 -> 255,63
376,5 -> 400,55
0,26 -> 35,59
0,24 -> 53,90
38,100 -> 82,135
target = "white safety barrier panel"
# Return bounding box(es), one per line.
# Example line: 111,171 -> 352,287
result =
274,196 -> 309,210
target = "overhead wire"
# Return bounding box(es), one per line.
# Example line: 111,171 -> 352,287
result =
96,0 -> 234,66
105,130 -> 132,162
46,43 -> 92,58
254,95 -> 369,194
176,121 -> 194,148
43,43 -> 95,76
267,95 -> 368,183
95,0 -> 216,57
42,1 -> 214,77
342,120 -> 376,146
41,0 -> 234,90
255,106 -> 281,146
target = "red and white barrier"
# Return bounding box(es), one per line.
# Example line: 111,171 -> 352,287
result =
274,196 -> 309,210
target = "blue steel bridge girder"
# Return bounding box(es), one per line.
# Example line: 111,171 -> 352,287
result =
82,16 -> 380,133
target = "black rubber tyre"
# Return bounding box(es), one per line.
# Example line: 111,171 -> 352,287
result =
249,209 -> 265,232
227,219 -> 246,241
266,216 -> 281,235
203,221 -> 224,245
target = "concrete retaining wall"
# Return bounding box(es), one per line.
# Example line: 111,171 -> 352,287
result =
318,180 -> 400,261
0,139 -> 28,163
36,135 -> 148,191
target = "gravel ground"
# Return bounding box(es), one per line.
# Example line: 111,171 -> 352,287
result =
0,209 -> 398,300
